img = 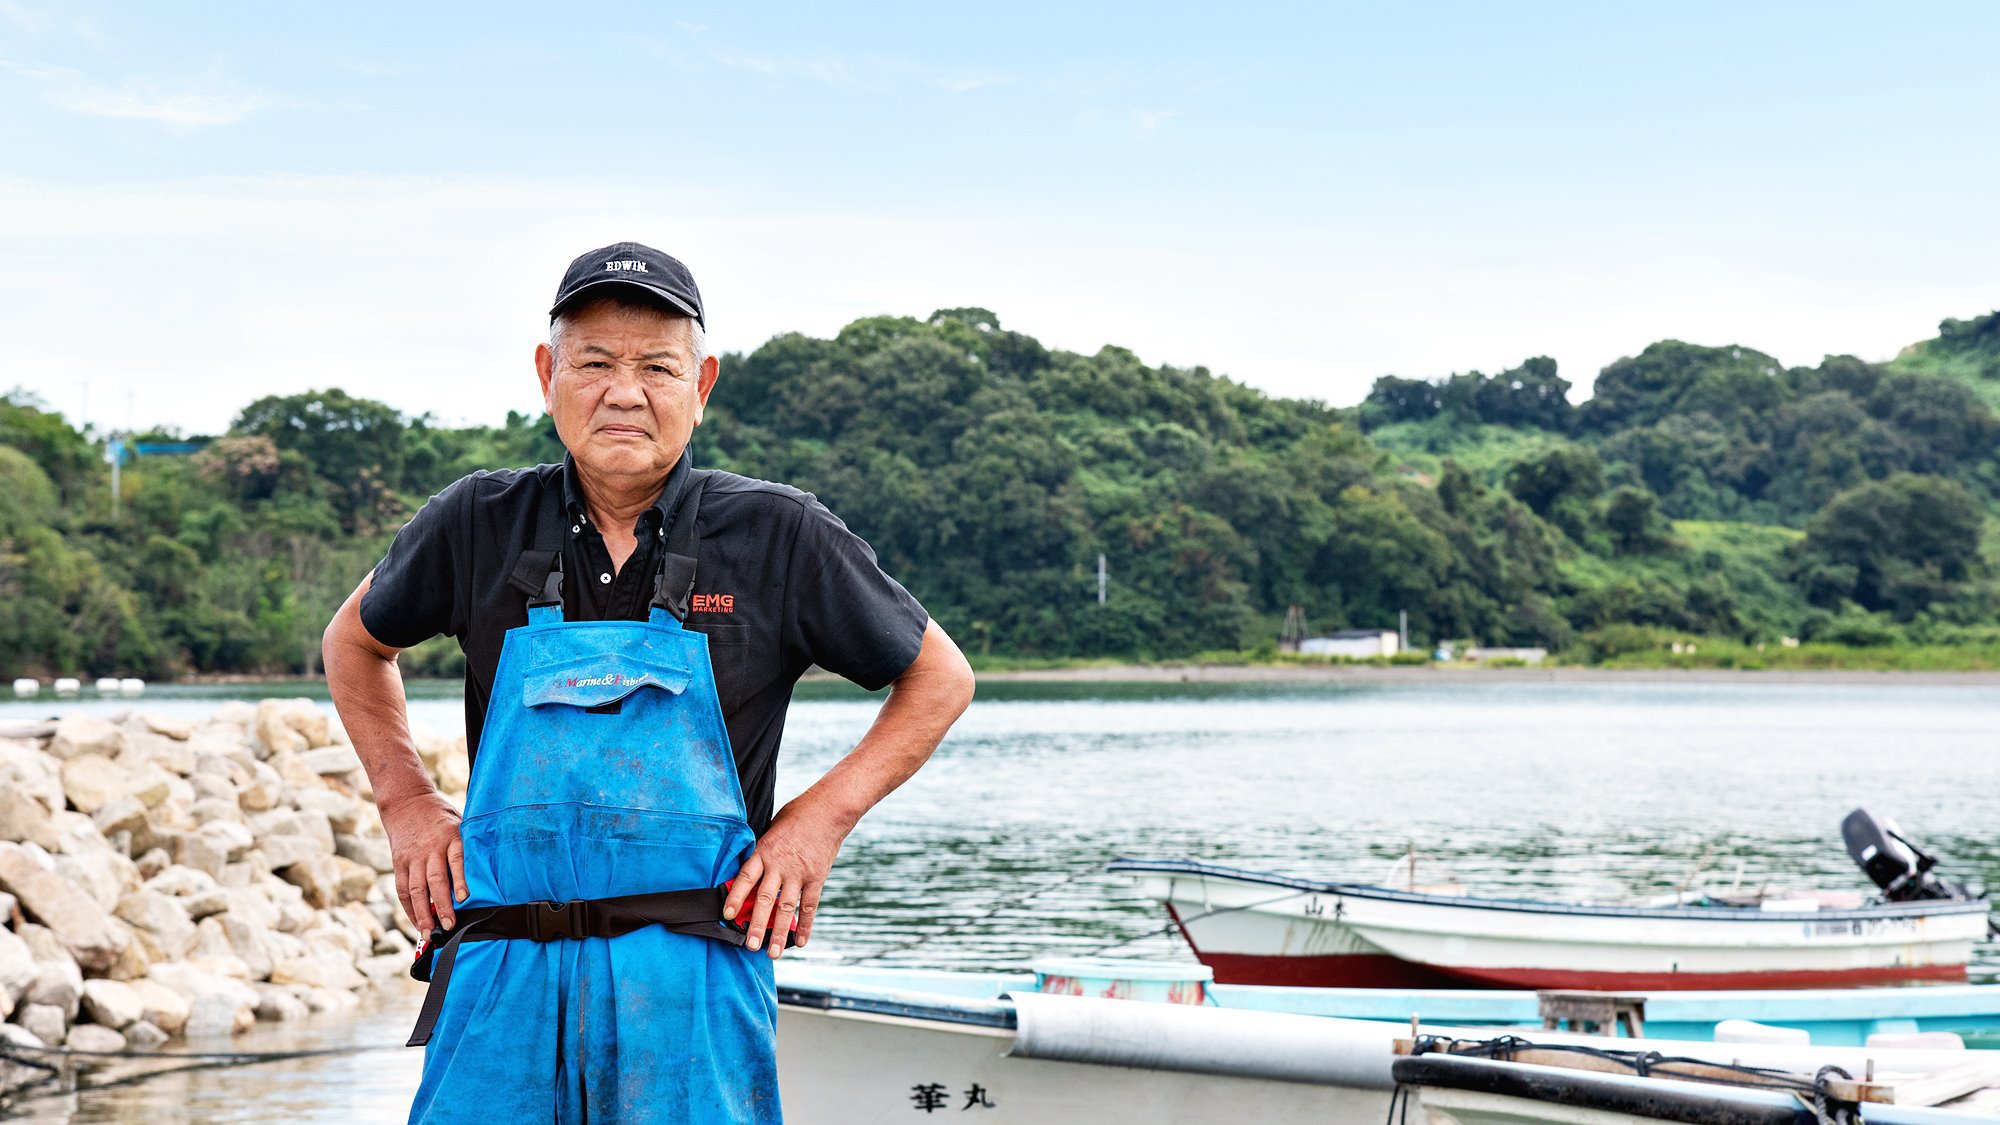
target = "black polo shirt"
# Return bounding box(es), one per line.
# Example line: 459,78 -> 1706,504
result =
358,454 -> 929,833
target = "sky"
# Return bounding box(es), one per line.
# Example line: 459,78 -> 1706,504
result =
2,1 -> 1998,435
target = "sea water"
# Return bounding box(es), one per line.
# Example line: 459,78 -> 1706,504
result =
6,676 -> 1997,1121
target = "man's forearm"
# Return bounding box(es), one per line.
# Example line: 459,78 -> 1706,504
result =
323,576 -> 434,812
785,619 -> 974,830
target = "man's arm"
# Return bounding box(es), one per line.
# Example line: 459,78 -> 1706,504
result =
722,618 -> 974,956
323,572 -> 467,933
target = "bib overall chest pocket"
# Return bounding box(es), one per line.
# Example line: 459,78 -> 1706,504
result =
522,657 -> 692,715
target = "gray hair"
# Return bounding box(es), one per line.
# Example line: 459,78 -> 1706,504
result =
549,296 -> 708,371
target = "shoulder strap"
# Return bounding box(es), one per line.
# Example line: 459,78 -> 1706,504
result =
506,477 -> 570,609
650,471 -> 712,621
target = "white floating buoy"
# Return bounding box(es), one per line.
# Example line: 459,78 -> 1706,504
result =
94,677 -> 121,695
118,678 -> 146,697
53,677 -> 81,696
10,678 -> 38,699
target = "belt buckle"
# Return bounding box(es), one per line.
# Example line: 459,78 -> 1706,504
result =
529,899 -> 587,942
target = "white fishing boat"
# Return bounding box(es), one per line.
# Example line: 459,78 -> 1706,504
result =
775,962 -> 1404,1124
774,962 -> 2000,1123
1112,810 -> 1993,990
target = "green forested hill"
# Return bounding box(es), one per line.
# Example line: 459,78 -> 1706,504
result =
3,306 -> 1998,679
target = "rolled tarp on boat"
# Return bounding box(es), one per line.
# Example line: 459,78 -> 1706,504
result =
1003,991 -> 1398,1089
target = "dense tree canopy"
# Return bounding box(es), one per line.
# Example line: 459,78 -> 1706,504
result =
2,304 -> 1998,678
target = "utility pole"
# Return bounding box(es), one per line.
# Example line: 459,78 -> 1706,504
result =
1399,609 -> 1409,653
1280,604 -> 1307,652
107,440 -> 122,520
1096,554 -> 1107,606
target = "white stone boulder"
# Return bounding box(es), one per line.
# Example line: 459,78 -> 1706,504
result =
55,849 -> 136,913
91,796 -> 152,851
59,754 -> 132,815
80,978 -> 145,1029
172,833 -> 228,878
209,915 -> 274,980
0,843 -> 129,972
355,953 -> 406,981
300,985 -> 359,1014
0,1020 -> 43,1049
0,739 -> 64,812
127,978 -> 190,1035
184,992 -> 255,1038
123,730 -> 197,776
49,715 -> 128,761
127,765 -> 176,810
115,891 -> 198,960
269,952 -> 365,992
0,786 -> 61,851
0,928 -> 35,1018
147,961 -> 260,1013
24,958 -> 82,1021
101,925 -> 153,983
14,1002 -> 66,1046
251,982 -> 310,1022
197,820 -> 254,859
299,745 -> 363,776
140,714 -> 195,741
252,700 -> 308,757
334,833 -> 394,874
143,865 -> 219,898
256,836 -> 325,873
236,761 -> 283,812
65,1022 -> 126,1052
13,924 -> 67,965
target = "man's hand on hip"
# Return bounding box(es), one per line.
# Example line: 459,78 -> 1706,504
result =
721,620 -> 974,960
382,791 -> 468,933
723,799 -> 851,959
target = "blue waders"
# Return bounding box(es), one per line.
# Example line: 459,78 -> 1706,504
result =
405,476 -> 782,1124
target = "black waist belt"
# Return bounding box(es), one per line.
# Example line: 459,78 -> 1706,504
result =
406,886 -> 761,1047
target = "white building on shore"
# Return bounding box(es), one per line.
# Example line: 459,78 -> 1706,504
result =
1299,630 -> 1400,659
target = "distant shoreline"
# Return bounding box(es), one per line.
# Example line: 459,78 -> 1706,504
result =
963,663 -> 2000,686
145,664 -> 2000,689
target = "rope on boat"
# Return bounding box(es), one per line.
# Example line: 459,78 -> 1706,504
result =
1391,1034 -> 1864,1124
1811,1065 -> 1860,1125
1085,888 -> 1314,957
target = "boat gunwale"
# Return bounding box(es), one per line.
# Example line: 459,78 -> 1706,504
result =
776,983 -> 1019,1030
1109,858 -> 1995,923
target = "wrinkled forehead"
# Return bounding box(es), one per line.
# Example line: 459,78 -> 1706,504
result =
553,296 -> 700,354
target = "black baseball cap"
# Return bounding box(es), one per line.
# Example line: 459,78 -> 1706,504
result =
549,241 -> 705,327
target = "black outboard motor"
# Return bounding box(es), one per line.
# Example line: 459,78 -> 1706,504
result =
1842,807 -> 1970,902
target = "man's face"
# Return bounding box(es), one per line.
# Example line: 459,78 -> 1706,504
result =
536,299 -> 719,487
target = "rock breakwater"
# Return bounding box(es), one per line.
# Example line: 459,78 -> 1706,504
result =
0,701 -> 466,1090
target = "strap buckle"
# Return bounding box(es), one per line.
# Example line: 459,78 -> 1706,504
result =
527,899 -> 589,942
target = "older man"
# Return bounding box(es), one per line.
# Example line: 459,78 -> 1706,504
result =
323,242 -> 974,1124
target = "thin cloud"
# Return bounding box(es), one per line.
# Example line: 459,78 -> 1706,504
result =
935,68 -> 1014,94
17,63 -> 268,128
711,50 -> 865,89
710,48 -> 1013,95
1132,108 -> 1178,136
